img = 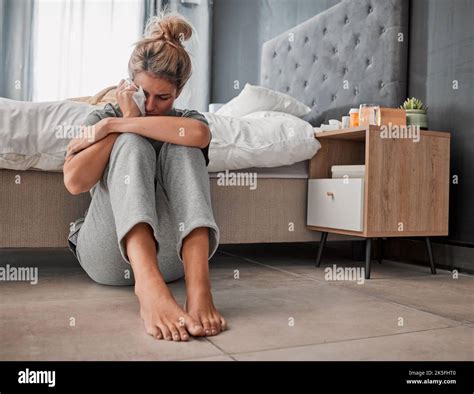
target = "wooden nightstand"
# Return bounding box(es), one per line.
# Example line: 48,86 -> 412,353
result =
307,125 -> 450,279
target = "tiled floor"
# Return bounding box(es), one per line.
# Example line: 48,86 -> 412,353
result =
1,243 -> 473,361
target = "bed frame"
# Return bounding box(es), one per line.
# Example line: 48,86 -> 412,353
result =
0,0 -> 409,248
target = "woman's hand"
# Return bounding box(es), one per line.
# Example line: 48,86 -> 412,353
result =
66,118 -> 113,157
116,79 -> 142,118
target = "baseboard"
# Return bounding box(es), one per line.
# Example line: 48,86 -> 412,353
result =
2,240 -> 472,275
382,238 -> 474,274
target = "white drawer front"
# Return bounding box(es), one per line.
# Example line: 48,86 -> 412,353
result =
307,179 -> 364,231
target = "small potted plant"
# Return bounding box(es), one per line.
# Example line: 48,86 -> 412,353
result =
400,97 -> 428,129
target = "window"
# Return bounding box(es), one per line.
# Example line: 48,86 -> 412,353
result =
32,0 -> 143,102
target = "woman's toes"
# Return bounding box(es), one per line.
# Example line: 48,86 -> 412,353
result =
185,315 -> 204,337
201,319 -> 212,336
145,321 -> 159,337
220,317 -> 227,331
155,327 -> 163,340
169,325 -> 181,342
210,319 -> 220,335
159,323 -> 172,341
176,324 -> 189,341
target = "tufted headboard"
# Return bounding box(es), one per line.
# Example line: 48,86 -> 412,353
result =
260,0 -> 409,126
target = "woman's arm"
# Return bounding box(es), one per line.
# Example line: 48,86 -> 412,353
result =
63,133 -> 120,195
108,116 -> 210,148
63,79 -> 163,195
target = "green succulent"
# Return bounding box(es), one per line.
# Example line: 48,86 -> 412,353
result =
400,97 -> 428,111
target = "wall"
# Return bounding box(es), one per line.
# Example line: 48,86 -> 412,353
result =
408,0 -> 474,246
211,0 -> 340,103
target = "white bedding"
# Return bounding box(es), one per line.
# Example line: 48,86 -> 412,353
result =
204,111 -> 320,172
0,98 -> 320,172
0,97 -> 98,171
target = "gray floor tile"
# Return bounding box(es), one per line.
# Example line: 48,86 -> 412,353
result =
206,282 -> 458,354
336,274 -> 474,324
219,244 -> 473,323
1,245 -> 470,361
233,325 -> 474,361
0,297 -> 225,361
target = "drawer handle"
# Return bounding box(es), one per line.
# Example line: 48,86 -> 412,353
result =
326,192 -> 335,198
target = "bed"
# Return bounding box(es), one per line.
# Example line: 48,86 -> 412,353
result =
0,0 -> 408,247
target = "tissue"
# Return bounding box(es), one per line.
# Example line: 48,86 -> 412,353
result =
124,79 -> 146,116
132,86 -> 146,116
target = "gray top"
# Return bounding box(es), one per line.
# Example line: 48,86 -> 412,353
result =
83,103 -> 211,166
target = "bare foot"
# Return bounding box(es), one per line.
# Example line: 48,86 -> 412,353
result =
135,278 -> 204,341
185,280 -> 227,336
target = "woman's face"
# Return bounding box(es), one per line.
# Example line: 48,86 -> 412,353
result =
133,71 -> 179,116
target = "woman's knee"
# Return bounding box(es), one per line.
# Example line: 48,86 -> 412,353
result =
113,133 -> 155,159
105,133 -> 157,184
163,142 -> 202,155
159,143 -> 205,167
116,132 -> 148,145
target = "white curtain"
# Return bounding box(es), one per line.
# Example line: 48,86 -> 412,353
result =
32,0 -> 143,102
0,0 -> 35,100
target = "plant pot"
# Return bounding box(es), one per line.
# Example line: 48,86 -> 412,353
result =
406,109 -> 428,129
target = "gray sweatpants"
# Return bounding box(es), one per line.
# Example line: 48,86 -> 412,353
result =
75,133 -> 220,286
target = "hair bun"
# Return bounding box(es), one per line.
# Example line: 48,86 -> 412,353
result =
145,11 -> 193,47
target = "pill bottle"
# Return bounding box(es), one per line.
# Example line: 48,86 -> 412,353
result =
349,108 -> 359,127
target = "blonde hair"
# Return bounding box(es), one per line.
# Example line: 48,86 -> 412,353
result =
128,10 -> 194,94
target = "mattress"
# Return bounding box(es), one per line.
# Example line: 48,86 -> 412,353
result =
0,169 -> 321,247
208,160 -> 309,179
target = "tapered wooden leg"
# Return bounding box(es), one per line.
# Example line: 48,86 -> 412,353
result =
365,238 -> 372,279
315,232 -> 328,267
425,237 -> 436,275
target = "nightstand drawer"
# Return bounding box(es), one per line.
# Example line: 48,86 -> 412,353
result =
307,179 -> 364,231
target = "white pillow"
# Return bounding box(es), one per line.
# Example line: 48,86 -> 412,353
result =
215,83 -> 311,118
243,110 -> 299,120
204,112 -> 320,172
0,98 -> 98,171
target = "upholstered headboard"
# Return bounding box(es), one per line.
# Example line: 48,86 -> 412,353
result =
260,0 -> 409,126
